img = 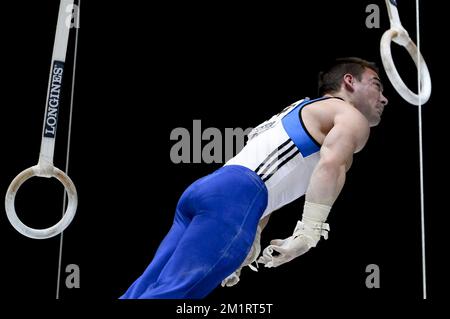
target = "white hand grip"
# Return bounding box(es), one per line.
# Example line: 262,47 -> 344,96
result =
380,28 -> 431,105
5,165 -> 78,239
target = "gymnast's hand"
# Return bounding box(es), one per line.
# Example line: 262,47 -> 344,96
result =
257,230 -> 312,268
258,220 -> 329,268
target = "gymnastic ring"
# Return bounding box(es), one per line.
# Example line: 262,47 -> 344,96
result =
5,165 -> 78,239
380,28 -> 431,105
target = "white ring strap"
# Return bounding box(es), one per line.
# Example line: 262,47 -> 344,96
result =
5,0 -> 77,239
380,0 -> 431,105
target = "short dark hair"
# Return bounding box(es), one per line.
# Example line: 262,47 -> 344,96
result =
318,57 -> 379,95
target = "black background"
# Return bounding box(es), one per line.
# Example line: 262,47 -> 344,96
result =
0,0 -> 446,311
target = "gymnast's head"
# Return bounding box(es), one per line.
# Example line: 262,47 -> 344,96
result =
318,57 -> 388,127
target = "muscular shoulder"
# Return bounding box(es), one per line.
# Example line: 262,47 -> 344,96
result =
321,98 -> 370,152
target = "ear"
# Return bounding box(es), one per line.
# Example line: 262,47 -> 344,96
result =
343,73 -> 356,91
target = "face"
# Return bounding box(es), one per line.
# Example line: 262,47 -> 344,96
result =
352,68 -> 388,127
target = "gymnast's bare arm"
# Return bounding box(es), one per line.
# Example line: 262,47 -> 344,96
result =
305,105 -> 370,206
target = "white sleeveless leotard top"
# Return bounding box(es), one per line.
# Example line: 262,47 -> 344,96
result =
225,97 -> 336,218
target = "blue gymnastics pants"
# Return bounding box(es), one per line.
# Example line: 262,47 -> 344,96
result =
120,165 -> 268,299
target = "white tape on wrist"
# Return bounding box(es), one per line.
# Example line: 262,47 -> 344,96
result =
300,201 -> 332,247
